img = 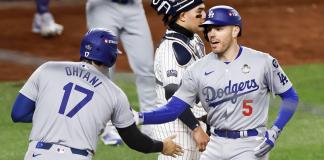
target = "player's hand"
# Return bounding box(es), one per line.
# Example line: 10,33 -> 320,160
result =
254,126 -> 281,157
151,0 -> 176,15
162,134 -> 183,158
193,126 -> 210,152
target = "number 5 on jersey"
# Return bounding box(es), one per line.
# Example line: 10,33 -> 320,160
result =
243,99 -> 253,116
58,82 -> 94,118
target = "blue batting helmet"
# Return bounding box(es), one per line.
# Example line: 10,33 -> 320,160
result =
201,5 -> 242,40
80,28 -> 119,67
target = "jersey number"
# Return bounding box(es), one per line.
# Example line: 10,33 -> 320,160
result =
242,100 -> 253,116
58,82 -> 94,118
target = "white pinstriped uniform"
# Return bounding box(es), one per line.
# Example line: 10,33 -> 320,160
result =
153,29 -> 207,160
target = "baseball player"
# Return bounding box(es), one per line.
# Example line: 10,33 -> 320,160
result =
139,5 -> 299,160
11,28 -> 183,160
32,0 -> 63,37
86,0 -> 157,142
152,0 -> 209,159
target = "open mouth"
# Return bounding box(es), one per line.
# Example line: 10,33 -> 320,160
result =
210,40 -> 220,45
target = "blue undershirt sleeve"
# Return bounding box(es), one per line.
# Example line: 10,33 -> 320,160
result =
11,93 -> 36,123
141,96 -> 190,124
273,87 -> 299,130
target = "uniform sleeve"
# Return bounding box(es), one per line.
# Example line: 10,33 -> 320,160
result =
155,42 -> 186,87
174,68 -> 198,105
111,90 -> 136,128
19,63 -> 46,101
264,54 -> 292,95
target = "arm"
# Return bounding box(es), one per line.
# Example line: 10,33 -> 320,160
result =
11,93 -> 36,123
255,87 -> 299,157
139,96 -> 190,125
117,123 -> 163,153
117,123 -> 183,156
164,84 -> 200,130
274,87 -> 299,129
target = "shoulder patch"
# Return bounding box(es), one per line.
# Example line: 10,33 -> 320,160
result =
172,42 -> 192,66
272,58 -> 279,68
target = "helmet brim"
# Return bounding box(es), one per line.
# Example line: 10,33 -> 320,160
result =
200,19 -> 231,28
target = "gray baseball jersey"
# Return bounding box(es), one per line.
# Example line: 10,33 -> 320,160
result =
175,46 -> 292,130
153,29 -> 207,160
20,61 -> 135,151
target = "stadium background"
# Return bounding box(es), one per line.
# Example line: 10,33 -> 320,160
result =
0,0 -> 323,159
0,0 -> 323,80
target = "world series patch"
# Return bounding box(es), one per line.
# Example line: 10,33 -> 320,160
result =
167,70 -> 178,77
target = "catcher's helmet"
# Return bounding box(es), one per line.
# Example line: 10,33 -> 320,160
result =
163,0 -> 204,25
80,28 -> 119,67
201,5 -> 242,40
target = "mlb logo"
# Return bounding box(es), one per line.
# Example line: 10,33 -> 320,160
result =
85,44 -> 92,51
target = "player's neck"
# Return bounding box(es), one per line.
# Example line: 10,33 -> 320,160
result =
170,23 -> 194,39
218,43 -> 240,62
92,62 -> 109,76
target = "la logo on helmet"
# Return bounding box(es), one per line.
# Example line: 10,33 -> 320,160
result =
208,10 -> 214,18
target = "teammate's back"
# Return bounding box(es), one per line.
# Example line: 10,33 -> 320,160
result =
12,28 -> 183,160
22,61 -> 133,151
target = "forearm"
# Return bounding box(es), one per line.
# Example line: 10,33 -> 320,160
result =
178,108 -> 200,130
117,123 -> 163,153
140,96 -> 190,125
273,87 -> 299,129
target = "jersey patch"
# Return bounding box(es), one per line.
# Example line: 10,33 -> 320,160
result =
167,69 -> 178,77
172,42 -> 192,66
241,64 -> 251,74
272,59 -> 279,68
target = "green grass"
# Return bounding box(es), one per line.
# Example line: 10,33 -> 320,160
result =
1,64 -> 324,160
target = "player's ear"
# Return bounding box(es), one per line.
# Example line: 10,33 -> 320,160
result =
178,12 -> 186,22
232,26 -> 240,38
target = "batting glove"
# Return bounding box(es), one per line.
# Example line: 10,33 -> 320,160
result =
254,125 -> 281,157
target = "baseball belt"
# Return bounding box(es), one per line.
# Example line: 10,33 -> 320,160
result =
36,141 -> 94,157
211,128 -> 258,139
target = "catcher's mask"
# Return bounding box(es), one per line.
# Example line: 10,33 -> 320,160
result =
163,0 -> 204,25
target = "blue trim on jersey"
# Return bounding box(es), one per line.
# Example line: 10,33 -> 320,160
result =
224,46 -> 242,64
274,87 -> 299,130
142,96 -> 190,124
11,93 -> 35,123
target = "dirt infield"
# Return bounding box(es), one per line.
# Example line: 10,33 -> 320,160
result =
0,0 -> 323,81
